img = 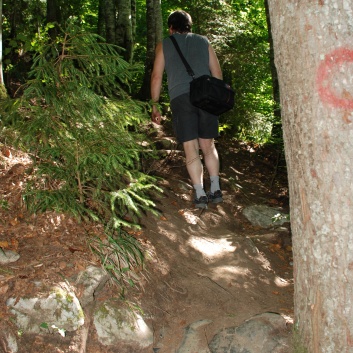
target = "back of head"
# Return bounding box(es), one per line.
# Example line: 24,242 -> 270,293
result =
167,10 -> 193,33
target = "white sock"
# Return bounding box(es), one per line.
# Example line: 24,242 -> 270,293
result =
193,184 -> 206,199
210,176 -> 220,193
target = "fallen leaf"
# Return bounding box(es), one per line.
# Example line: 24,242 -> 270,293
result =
1,148 -> 12,158
23,233 -> 36,238
0,241 -> 10,249
75,262 -> 86,271
10,239 -> 19,250
0,283 -> 9,295
9,218 -> 19,226
68,246 -> 84,253
127,230 -> 143,237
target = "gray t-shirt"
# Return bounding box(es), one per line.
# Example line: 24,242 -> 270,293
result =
163,33 -> 210,100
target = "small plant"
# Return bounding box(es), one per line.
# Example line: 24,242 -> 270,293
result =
40,322 -> 66,337
292,325 -> 308,353
0,84 -> 7,100
88,227 -> 147,293
272,212 -> 290,223
0,199 -> 9,210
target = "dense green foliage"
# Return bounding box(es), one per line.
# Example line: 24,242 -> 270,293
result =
3,0 -> 278,143
5,22 -> 159,224
2,22 -> 159,288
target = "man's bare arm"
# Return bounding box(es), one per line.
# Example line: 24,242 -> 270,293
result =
208,45 -> 223,80
150,42 -> 165,124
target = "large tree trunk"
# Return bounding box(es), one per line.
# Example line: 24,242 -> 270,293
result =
268,1 -> 353,352
105,0 -> 116,44
131,0 -> 136,44
137,0 -> 162,100
116,0 -> 133,62
46,0 -> 61,39
263,0 -> 281,141
97,0 -> 105,38
0,0 -> 3,86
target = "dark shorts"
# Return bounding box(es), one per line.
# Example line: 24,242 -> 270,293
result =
170,93 -> 219,143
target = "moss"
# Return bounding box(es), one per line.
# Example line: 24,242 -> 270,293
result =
0,85 -> 7,100
95,304 -> 110,319
66,294 -> 74,303
292,327 -> 308,353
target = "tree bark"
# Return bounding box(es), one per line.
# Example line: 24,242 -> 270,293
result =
137,0 -> 162,100
97,0 -> 105,38
131,0 -> 136,44
268,1 -> 353,352
263,0 -> 281,141
116,0 -> 133,62
0,0 -> 3,86
46,0 -> 61,39
105,0 -> 116,44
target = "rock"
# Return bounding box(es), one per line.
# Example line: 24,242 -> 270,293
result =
176,319 -> 213,353
154,138 -> 176,150
176,180 -> 193,192
7,283 -> 84,334
242,205 -> 289,228
0,250 -> 20,264
209,312 -> 291,353
75,265 -> 110,308
93,300 -> 153,348
0,327 -> 18,353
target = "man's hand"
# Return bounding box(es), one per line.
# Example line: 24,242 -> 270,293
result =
151,106 -> 162,125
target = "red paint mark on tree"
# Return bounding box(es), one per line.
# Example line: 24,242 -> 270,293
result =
316,48 -> 353,111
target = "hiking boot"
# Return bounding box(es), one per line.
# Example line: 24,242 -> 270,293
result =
194,195 -> 208,209
208,190 -> 223,203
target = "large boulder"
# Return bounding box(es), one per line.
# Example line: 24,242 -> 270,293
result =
7,283 -> 84,334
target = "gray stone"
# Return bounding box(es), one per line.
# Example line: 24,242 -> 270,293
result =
209,313 -> 291,353
176,319 -> 213,353
93,301 -> 153,348
6,283 -> 84,334
154,138 -> 177,150
0,250 -> 20,264
75,265 -> 110,307
176,180 -> 193,192
0,329 -> 18,353
242,205 -> 289,228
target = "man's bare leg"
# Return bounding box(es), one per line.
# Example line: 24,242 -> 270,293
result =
199,138 -> 222,201
183,139 -> 207,200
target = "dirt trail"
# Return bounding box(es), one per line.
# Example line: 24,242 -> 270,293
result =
119,134 -> 294,352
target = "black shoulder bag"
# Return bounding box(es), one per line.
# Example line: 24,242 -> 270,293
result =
169,35 -> 235,116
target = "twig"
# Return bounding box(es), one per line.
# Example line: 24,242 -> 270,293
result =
196,272 -> 235,297
163,280 -> 187,294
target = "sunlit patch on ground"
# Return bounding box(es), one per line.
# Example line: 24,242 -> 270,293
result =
180,209 -> 199,224
187,236 -> 237,258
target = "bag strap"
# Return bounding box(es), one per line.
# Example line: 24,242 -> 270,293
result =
169,35 -> 195,78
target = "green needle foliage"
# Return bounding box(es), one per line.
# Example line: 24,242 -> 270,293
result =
3,21 -> 160,289
88,228 -> 146,293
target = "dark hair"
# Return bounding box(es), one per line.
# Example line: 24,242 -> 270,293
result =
167,10 -> 192,33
